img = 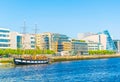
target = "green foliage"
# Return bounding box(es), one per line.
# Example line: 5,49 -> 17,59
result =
79,40 -> 85,42
0,48 -> 55,56
89,50 -> 116,55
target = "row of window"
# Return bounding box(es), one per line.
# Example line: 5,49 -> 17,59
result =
0,30 -> 9,33
0,34 -> 9,37
31,45 -> 35,48
0,39 -> 10,42
0,44 -> 9,47
31,37 -> 35,39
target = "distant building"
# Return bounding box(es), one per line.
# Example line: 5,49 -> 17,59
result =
62,42 -> 72,51
87,41 -> 104,50
102,30 -> 116,51
78,30 -> 116,51
22,34 -> 35,49
36,33 -> 89,54
0,27 -> 116,54
36,32 -> 70,52
71,40 -> 88,55
10,32 -> 22,49
0,28 -> 10,49
36,34 -> 49,50
113,40 -> 120,53
52,33 -> 70,52
78,33 -> 106,50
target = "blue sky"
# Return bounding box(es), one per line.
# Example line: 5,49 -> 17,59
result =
0,0 -> 120,39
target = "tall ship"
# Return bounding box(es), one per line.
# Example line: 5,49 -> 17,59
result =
13,23 -> 50,65
14,57 -> 49,65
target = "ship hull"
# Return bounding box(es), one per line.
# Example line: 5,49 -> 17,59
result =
14,58 -> 49,65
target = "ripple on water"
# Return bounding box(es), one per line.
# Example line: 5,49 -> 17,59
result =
1,58 -> 120,82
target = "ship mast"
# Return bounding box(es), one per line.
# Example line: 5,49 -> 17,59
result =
23,21 -> 26,34
33,24 -> 38,59
34,24 -> 38,49
22,21 -> 26,56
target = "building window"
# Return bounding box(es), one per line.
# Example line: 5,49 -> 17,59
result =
0,30 -> 9,33
0,34 -> 9,37
31,41 -> 35,44
31,45 -> 35,48
0,39 -> 10,42
31,37 -> 34,39
17,36 -> 22,48
0,44 -> 9,47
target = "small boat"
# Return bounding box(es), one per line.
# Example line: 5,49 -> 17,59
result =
13,58 -> 49,65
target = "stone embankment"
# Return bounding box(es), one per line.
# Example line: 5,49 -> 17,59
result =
51,54 -> 120,62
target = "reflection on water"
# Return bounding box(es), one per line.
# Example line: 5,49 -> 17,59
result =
0,63 -> 15,69
1,58 -> 120,82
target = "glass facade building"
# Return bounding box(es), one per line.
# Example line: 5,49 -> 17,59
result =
0,28 -> 10,49
52,34 -> 70,52
36,33 -> 70,52
102,30 -> 116,51
71,40 -> 88,55
113,40 -> 120,53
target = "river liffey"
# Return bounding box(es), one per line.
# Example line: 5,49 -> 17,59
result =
1,58 -> 120,82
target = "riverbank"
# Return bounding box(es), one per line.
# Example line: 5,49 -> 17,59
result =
0,58 -> 14,66
51,54 -> 120,62
1,54 -> 120,65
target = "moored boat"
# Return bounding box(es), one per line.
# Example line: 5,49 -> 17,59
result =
13,58 -> 49,65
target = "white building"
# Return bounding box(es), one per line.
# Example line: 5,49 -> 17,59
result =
0,28 -> 10,49
22,34 -> 35,49
10,32 -> 22,49
87,41 -> 104,50
78,33 -> 107,50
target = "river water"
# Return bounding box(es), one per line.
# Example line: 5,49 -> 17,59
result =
1,58 -> 120,82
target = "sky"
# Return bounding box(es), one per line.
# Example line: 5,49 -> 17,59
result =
0,0 -> 120,39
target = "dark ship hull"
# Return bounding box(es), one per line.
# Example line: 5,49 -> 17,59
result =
14,58 -> 49,65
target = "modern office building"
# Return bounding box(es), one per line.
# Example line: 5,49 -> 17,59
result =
78,30 -> 116,51
36,32 -> 70,52
0,28 -> 35,50
0,27 -> 117,54
113,40 -> 120,53
78,33 -> 106,50
102,30 -> 116,51
36,34 -> 49,50
36,32 -> 53,50
71,40 -> 88,55
87,41 -> 104,50
36,32 -> 89,54
10,32 -> 22,49
0,28 -> 10,49
52,33 -> 70,52
22,34 -> 35,49
62,42 -> 72,51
